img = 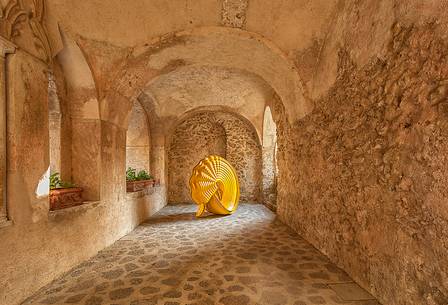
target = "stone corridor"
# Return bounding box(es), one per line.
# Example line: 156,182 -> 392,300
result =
22,204 -> 380,305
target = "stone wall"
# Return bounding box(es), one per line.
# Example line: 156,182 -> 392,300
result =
168,111 -> 261,203
276,24 -> 448,305
0,50 -> 166,305
126,101 -> 151,173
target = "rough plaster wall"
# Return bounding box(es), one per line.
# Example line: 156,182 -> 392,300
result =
168,111 -> 261,204
126,101 -> 151,173
46,0 -> 222,48
144,66 -> 272,136
276,24 -> 448,305
45,0 -> 335,56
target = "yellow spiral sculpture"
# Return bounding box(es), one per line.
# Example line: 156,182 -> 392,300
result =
189,155 -> 240,217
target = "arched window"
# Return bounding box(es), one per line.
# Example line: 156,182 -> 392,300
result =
48,72 -> 62,175
262,106 -> 277,210
168,110 -> 261,204
126,100 -> 151,181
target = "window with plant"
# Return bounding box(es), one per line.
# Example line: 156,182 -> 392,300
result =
49,173 -> 75,190
126,167 -> 153,181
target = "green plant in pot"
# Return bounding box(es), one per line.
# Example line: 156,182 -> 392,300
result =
50,172 -> 75,189
126,167 -> 137,182
137,170 -> 152,181
49,173 -> 83,211
126,167 -> 154,192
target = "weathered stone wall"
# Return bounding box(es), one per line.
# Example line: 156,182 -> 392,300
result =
0,50 -> 166,305
168,111 -> 261,203
126,101 -> 151,173
276,24 -> 448,305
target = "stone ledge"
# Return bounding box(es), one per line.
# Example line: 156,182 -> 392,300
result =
49,201 -> 102,221
126,185 -> 161,200
0,218 -> 12,229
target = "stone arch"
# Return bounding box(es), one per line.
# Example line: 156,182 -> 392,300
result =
166,105 -> 263,146
126,100 -> 151,175
139,65 -> 273,138
168,109 -> 262,204
101,26 -> 311,129
57,30 -> 101,201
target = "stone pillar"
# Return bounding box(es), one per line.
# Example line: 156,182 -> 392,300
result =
0,37 -> 15,222
150,128 -> 168,207
101,121 -> 126,204
151,129 -> 167,186
7,49 -> 50,223
71,118 -> 101,201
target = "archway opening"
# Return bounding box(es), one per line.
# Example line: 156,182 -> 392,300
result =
48,72 -> 62,176
168,110 -> 262,204
262,106 -> 278,211
125,100 -> 151,183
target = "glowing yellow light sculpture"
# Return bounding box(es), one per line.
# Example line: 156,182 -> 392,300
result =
189,155 -> 240,217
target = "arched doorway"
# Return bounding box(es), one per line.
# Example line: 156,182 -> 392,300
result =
168,110 -> 262,204
262,106 -> 278,211
126,100 -> 151,175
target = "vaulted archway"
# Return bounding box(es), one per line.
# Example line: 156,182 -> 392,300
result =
168,110 -> 262,204
99,27 -> 310,129
2,2 -> 448,305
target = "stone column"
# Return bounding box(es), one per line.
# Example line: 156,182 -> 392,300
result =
0,37 -> 15,221
151,129 -> 167,186
150,128 -> 168,207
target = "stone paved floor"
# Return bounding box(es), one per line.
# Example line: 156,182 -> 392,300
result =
23,204 -> 381,305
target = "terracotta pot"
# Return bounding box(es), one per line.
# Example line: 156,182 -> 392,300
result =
126,179 -> 155,192
49,187 -> 84,211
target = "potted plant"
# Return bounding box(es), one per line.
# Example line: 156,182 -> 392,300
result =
49,173 -> 83,211
126,167 -> 155,192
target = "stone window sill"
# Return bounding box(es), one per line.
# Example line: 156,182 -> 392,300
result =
126,188 -> 152,199
126,185 -> 161,200
49,201 -> 101,220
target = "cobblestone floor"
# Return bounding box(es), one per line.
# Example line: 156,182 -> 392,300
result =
23,203 -> 381,305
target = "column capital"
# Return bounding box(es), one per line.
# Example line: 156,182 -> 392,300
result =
0,36 -> 16,58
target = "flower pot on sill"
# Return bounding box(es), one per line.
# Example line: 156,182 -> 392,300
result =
126,179 -> 155,192
49,187 -> 84,211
